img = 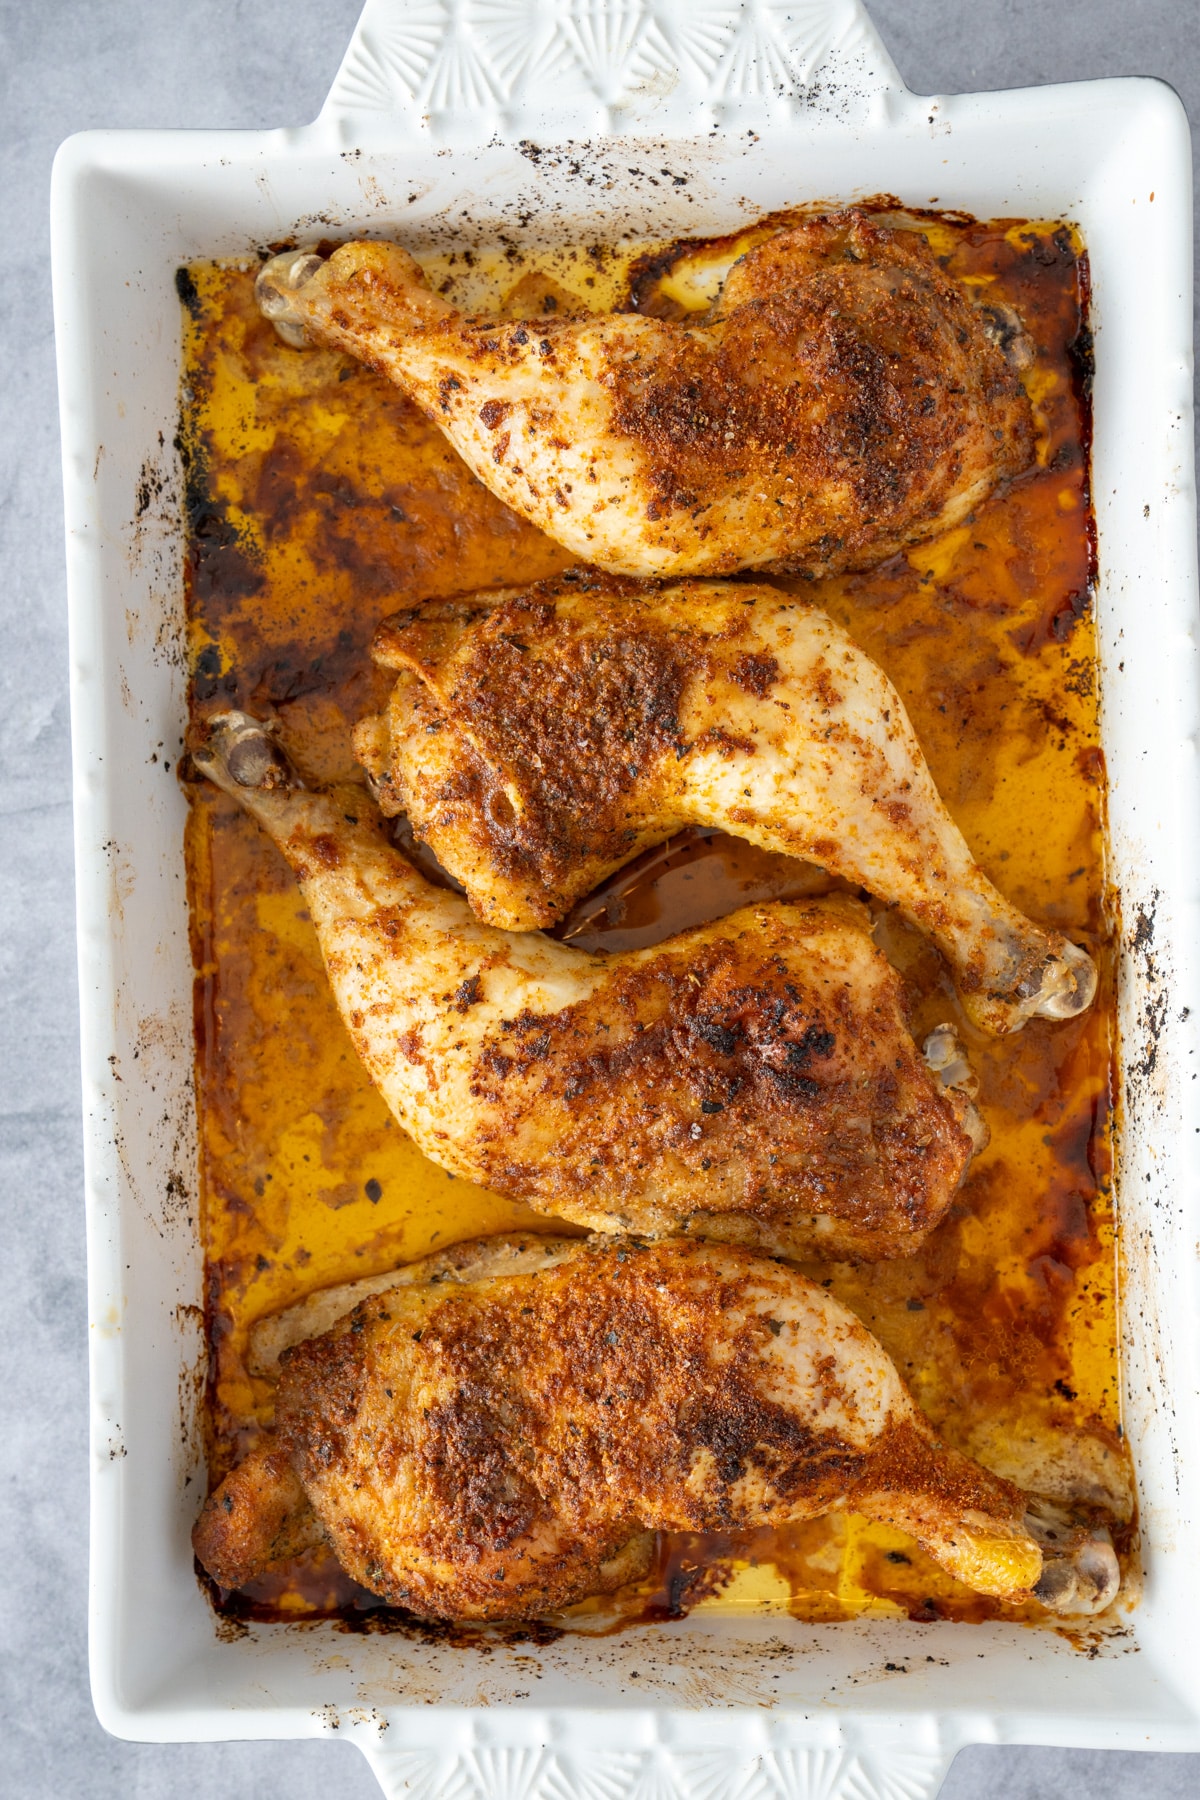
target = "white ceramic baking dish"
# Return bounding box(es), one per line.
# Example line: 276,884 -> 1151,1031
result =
52,2 -> 1200,1794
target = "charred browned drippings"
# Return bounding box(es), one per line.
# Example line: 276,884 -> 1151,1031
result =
187,496 -> 265,614
176,264 -> 204,319
182,211 -> 1127,1629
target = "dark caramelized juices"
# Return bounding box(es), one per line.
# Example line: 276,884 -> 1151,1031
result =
181,212 -> 1132,1631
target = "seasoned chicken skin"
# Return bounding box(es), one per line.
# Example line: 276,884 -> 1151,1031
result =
192,711 -> 982,1261
355,572 -> 1096,1035
255,212 -> 1034,580
192,1235 -> 1120,1621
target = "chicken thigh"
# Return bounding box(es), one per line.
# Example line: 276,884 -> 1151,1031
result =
192,1234 -> 1119,1620
356,572 -> 1096,1035
255,212 -> 1034,580
192,711 -> 982,1260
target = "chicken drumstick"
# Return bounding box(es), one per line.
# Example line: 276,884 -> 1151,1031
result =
255,211 -> 1033,581
356,572 -> 1096,1036
192,711 -> 982,1261
193,1234 -> 1120,1621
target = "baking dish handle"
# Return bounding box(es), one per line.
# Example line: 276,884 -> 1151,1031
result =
356,1732 -> 955,1799
320,0 -> 907,142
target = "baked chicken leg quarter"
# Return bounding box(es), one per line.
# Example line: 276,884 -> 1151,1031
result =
192,1235 -> 1120,1621
254,212 -> 1034,580
192,712 -> 983,1260
356,574 -> 1097,1036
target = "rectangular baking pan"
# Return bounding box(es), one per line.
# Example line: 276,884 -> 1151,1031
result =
51,1 -> 1200,1794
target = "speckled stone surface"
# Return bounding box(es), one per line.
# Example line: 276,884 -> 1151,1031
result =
0,2 -> 1194,1795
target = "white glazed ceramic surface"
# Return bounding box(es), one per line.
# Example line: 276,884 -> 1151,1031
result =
51,2 -> 1199,1796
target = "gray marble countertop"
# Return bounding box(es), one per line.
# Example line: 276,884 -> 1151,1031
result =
1,2 -> 1196,1795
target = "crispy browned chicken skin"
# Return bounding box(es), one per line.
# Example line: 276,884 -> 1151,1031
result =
192,711 -> 983,1261
193,1235 -> 1119,1621
255,212 -> 1034,580
356,571 -> 1096,1035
